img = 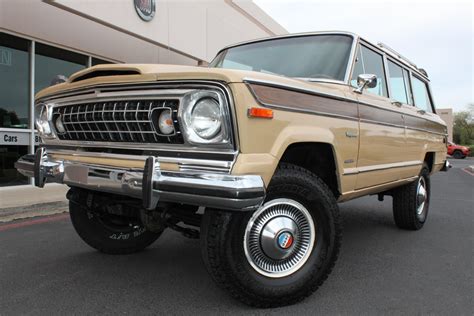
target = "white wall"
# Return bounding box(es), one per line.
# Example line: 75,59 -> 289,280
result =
0,0 -> 286,64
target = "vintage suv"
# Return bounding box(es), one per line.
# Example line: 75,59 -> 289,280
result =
16,32 -> 449,307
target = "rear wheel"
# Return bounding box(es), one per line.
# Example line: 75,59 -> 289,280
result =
200,163 -> 342,307
68,188 -> 162,254
452,150 -> 463,159
392,164 -> 430,230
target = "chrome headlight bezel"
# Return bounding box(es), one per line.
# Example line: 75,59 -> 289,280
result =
35,103 -> 56,139
179,90 -> 232,148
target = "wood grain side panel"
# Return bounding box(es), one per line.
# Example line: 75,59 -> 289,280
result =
359,104 -> 404,127
248,83 -> 358,118
404,115 -> 446,135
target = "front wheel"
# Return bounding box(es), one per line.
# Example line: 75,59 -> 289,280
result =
200,164 -> 342,307
68,188 -> 162,254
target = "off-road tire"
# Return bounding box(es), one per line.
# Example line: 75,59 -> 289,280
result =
68,188 -> 162,254
200,163 -> 342,308
392,164 -> 431,230
452,150 -> 463,159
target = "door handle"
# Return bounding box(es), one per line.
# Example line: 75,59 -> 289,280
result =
417,109 -> 426,115
391,101 -> 402,107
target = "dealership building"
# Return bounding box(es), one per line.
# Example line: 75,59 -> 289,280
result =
0,0 -> 286,189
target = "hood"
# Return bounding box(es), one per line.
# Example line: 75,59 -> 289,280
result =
35,63 -> 320,100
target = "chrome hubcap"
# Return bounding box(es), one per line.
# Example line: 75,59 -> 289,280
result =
244,199 -> 315,278
416,177 -> 427,220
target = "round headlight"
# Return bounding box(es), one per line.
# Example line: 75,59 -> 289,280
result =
191,98 -> 222,139
54,115 -> 66,134
158,110 -> 174,135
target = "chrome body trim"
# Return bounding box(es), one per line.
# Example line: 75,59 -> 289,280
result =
343,160 -> 422,175
45,148 -> 233,173
15,149 -> 266,212
39,83 -> 234,150
36,80 -> 240,154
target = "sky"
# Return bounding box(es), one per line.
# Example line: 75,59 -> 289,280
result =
254,0 -> 473,112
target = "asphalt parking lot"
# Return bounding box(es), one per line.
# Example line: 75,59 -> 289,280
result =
0,159 -> 472,315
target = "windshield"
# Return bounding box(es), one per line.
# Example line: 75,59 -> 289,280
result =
210,34 -> 353,81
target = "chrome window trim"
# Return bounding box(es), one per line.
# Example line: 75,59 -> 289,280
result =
343,160 -> 422,175
37,81 -> 240,155
211,32 -> 358,85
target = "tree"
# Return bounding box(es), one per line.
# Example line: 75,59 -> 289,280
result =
453,104 -> 474,145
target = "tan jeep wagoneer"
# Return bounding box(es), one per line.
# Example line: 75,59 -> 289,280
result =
16,31 -> 449,307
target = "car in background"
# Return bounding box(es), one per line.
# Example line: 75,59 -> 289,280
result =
447,141 -> 470,159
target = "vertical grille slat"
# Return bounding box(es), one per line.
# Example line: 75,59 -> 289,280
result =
52,99 -> 183,144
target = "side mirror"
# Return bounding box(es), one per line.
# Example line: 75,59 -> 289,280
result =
354,74 -> 377,94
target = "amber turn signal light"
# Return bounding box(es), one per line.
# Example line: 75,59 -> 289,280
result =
247,107 -> 273,119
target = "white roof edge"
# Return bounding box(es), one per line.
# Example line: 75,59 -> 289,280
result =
217,31 -> 358,53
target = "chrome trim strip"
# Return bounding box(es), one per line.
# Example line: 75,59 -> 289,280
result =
46,149 -> 233,172
244,78 -> 350,102
360,119 -> 405,129
343,160 -> 422,175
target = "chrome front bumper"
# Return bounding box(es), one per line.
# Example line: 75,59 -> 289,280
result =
15,148 -> 266,211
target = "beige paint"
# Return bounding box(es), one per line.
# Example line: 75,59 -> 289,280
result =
438,108 -> 453,142
36,62 -> 447,203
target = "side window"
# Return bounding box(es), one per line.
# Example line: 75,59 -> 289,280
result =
387,60 -> 410,104
412,76 -> 433,113
351,45 -> 388,97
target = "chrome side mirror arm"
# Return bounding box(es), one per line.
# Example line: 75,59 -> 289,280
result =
353,74 -> 377,94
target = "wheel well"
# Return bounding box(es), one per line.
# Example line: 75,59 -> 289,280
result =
279,142 -> 339,197
424,152 -> 435,172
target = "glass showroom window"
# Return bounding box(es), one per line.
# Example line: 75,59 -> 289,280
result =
35,43 -> 87,93
92,57 -> 113,66
0,33 -> 30,186
0,145 -> 28,186
0,32 -> 29,129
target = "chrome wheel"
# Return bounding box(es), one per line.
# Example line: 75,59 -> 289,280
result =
243,198 -> 316,278
416,176 -> 427,221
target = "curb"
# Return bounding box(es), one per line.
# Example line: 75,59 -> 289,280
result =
0,201 -> 69,223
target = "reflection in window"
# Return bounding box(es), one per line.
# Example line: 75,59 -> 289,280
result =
0,33 -> 29,129
211,35 -> 353,81
35,43 -> 87,93
412,76 -> 433,113
0,145 -> 28,186
387,60 -> 409,104
352,45 -> 388,97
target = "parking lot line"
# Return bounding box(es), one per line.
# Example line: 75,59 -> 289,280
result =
0,213 -> 69,232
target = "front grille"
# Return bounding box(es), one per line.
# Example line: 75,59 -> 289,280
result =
52,100 -> 184,144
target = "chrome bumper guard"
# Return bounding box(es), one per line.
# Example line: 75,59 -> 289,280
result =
15,148 -> 266,211
441,160 -> 451,172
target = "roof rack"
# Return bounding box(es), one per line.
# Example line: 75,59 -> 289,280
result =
377,42 -> 428,78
